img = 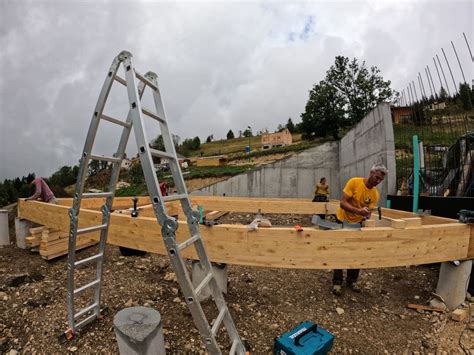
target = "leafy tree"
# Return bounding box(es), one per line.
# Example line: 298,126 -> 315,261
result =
301,56 -> 395,139
129,161 -> 145,184
50,165 -> 79,187
242,128 -> 252,137
151,134 -> 180,151
206,134 -> 214,143
325,56 -> 395,124
276,124 -> 284,132
226,130 -> 235,139
300,81 -> 346,140
458,83 -> 472,110
177,136 -> 201,156
286,118 -> 295,133
151,135 -> 165,151
439,87 -> 448,101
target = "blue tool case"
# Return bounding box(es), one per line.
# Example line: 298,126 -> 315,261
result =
274,321 -> 334,354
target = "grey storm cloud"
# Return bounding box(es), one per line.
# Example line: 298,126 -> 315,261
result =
0,0 -> 472,180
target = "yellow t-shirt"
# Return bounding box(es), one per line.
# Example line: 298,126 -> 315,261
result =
314,183 -> 329,196
336,177 -> 379,223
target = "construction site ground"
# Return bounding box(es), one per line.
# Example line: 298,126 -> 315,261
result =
1,212 -> 473,354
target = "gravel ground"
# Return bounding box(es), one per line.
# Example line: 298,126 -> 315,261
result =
1,212 -> 473,354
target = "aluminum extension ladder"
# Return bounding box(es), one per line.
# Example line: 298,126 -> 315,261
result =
62,50 -> 246,354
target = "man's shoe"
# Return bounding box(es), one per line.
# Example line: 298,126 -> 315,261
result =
347,282 -> 361,293
332,285 -> 342,296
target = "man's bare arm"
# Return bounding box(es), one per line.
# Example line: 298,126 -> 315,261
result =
340,193 -> 370,218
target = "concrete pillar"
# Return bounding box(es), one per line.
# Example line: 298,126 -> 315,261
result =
114,306 -> 165,355
192,262 -> 228,302
14,218 -> 32,249
0,210 -> 9,246
433,261 -> 472,310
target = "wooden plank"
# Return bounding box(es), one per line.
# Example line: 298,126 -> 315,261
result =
406,304 -> 446,312
381,216 -> 406,229
403,217 -> 423,228
467,225 -> 474,259
204,211 -> 229,221
56,196 -> 338,215
40,240 -> 97,260
18,200 -> 472,269
41,229 -> 65,242
25,235 -> 40,247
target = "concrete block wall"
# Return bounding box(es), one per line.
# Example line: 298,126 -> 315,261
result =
195,102 -> 396,202
338,102 -> 396,205
195,141 -> 339,199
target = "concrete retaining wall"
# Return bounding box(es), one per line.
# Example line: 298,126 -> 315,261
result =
195,102 -> 396,202
339,102 -> 396,205
195,142 -> 339,199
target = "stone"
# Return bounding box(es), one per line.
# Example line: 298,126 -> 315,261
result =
164,273 -> 176,281
451,309 -> 468,322
336,307 -> 345,315
68,346 -> 78,352
173,297 -> 181,303
124,299 -> 133,307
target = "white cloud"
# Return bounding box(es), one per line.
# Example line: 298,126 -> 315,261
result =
0,0 -> 472,180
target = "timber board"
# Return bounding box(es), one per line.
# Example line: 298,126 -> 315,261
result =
18,199 -> 472,269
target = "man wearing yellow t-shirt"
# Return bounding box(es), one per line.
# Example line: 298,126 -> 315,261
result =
332,164 -> 387,296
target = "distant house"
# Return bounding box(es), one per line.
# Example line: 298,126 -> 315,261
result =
391,106 -> 412,125
261,128 -> 292,150
160,153 -> 187,166
429,102 -> 446,111
196,155 -> 228,167
121,158 -> 132,170
155,153 -> 189,170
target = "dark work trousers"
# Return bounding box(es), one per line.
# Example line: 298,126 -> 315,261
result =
332,217 -> 361,285
312,195 -> 328,220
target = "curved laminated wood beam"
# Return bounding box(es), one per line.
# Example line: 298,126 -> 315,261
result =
17,199 -> 473,269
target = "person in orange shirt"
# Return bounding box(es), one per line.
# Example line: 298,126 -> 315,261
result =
332,164 -> 387,296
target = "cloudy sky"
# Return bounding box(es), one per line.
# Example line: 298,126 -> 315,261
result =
0,0 -> 472,180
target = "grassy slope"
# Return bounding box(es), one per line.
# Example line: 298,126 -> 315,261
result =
189,133 -> 302,157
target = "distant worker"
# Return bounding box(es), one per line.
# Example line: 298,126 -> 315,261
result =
313,177 -> 330,202
25,176 -> 58,204
159,182 -> 168,196
332,164 -> 387,296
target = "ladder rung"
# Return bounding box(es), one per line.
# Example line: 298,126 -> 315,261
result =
211,307 -> 228,337
142,108 -> 165,123
162,194 -> 188,202
74,279 -> 100,295
90,154 -> 121,164
82,192 -> 113,199
74,253 -> 103,267
100,113 -> 131,128
114,75 -> 127,86
77,224 -> 107,235
135,70 -> 158,91
194,272 -> 213,296
178,234 -> 200,251
75,313 -> 97,330
149,148 -> 175,160
74,302 -> 99,319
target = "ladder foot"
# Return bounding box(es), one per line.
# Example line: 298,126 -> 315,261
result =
58,328 -> 74,344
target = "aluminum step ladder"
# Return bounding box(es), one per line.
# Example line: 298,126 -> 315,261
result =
63,51 -> 246,354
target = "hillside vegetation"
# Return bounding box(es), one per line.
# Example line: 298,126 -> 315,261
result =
188,133 -> 302,157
